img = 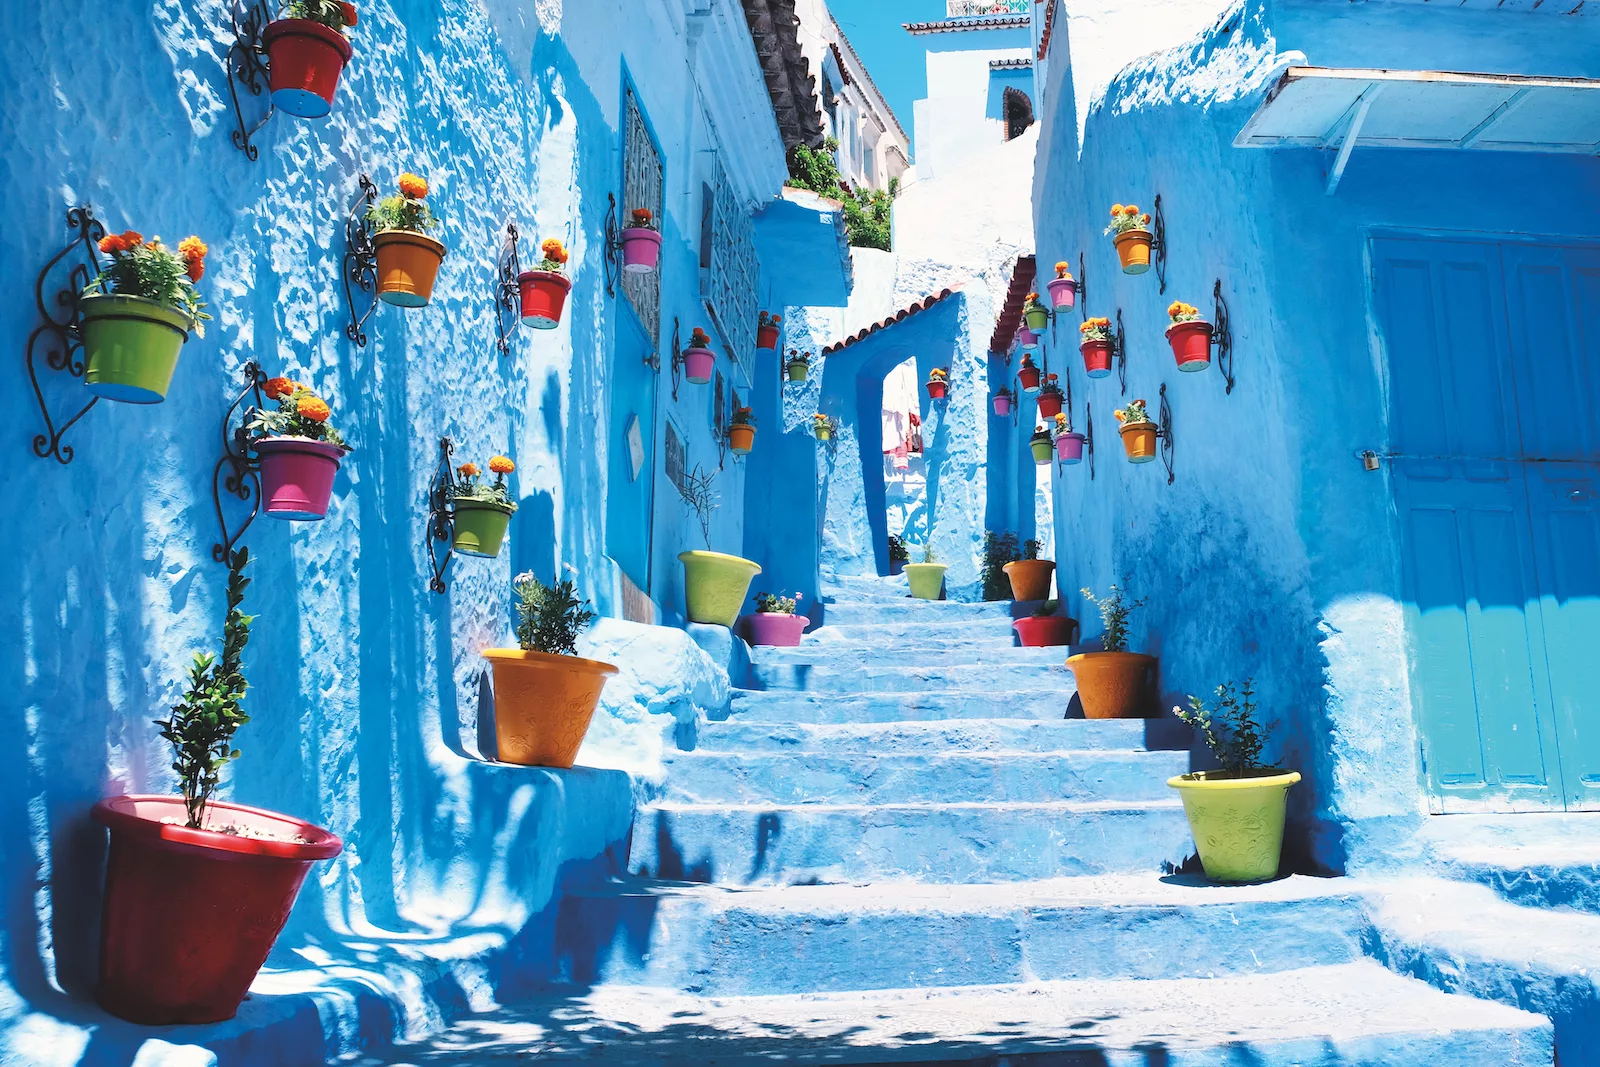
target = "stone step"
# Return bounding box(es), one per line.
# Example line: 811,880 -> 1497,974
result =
364,961 -> 1554,1065
726,688 -> 1071,723
753,643 -> 1067,669
819,599 -> 1018,625
692,718 -> 1188,755
806,619 -> 1022,644
748,659 -> 1074,694
629,799 -> 1193,884
554,874 -> 1369,995
660,749 -> 1187,804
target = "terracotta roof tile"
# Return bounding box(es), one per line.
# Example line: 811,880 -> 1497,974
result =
822,289 -> 957,355
989,255 -> 1037,353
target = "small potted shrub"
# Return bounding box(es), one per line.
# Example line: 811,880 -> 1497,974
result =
981,531 -> 1020,601
1047,261 -> 1077,309
1170,680 -> 1301,883
1105,203 -> 1154,275
1053,412 -> 1086,464
1023,291 -> 1050,332
1114,398 -> 1158,463
747,590 -> 808,647
246,377 -> 351,520
263,0 -> 356,119
905,541 -> 946,601
925,367 -> 950,401
482,571 -> 617,767
992,386 -> 1014,418
684,327 -> 716,384
812,413 -> 833,442
757,311 -> 782,350
1036,374 -> 1064,418
1017,352 -> 1042,393
1166,300 -> 1213,372
1067,580 -> 1156,718
888,533 -> 910,576
370,173 -> 446,307
450,455 -> 517,557
518,237 -> 572,329
92,549 -> 342,1024
1079,316 -> 1113,379
1030,425 -> 1052,465
1016,323 -> 1039,352
1013,599 -> 1076,648
677,465 -> 761,626
619,207 -> 661,274
80,230 -> 210,403
728,407 -> 756,455
786,348 -> 810,382
1002,537 -> 1054,601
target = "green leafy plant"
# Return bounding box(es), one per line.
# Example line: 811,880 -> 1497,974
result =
1103,202 -> 1152,237
285,0 -> 357,32
155,549 -> 254,829
1081,578 -> 1147,653
84,231 -> 211,334
982,531 -> 1020,600
730,406 -> 756,428
513,571 -> 596,656
678,464 -> 719,549
1030,598 -> 1058,619
888,534 -> 911,565
1174,679 -> 1269,774
755,591 -> 803,615
367,173 -> 438,233
1022,538 -> 1043,561
246,377 -> 349,448
451,455 -> 517,509
785,138 -> 899,251
920,542 -> 937,564
1038,375 -> 1063,400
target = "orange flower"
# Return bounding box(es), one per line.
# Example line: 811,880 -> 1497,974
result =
121,230 -> 144,247
1055,261 -> 1070,278
98,234 -> 126,254
690,327 -> 711,347
186,258 -> 205,282
296,394 -> 331,422
1026,292 -> 1040,303
457,462 -> 480,478
630,208 -> 652,225
264,376 -> 295,399
1168,301 -> 1183,317
398,172 -> 429,199
541,238 -> 569,265
489,455 -> 515,474
1141,213 -> 1151,224
339,1 -> 358,24
1123,205 -> 1140,217
178,235 -> 207,261
1110,204 -> 1125,216
770,314 -> 781,324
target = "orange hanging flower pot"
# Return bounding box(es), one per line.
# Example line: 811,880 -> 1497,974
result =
374,231 -> 446,306
1120,421 -> 1158,462
1114,229 -> 1153,274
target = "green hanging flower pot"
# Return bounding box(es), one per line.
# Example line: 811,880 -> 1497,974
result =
452,500 -> 514,558
81,294 -> 194,404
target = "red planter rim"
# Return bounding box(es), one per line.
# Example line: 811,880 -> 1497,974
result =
1166,319 -> 1213,336
518,269 -> 572,293
262,18 -> 354,62
92,794 -> 343,862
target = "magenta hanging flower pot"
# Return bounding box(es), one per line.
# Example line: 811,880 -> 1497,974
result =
1017,326 -> 1038,351
993,393 -> 1012,417
256,437 -> 344,520
684,347 -> 715,384
1047,277 -> 1077,310
1056,432 -> 1086,464
619,228 -> 661,274
1081,339 -> 1113,379
1167,319 -> 1214,372
746,612 -> 807,648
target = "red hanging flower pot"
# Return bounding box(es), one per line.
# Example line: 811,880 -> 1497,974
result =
262,19 -> 354,119
518,270 -> 572,329
926,377 -> 948,400
1037,381 -> 1064,419
757,313 -> 781,350
1017,363 -> 1041,393
1081,339 -> 1113,379
1166,310 -> 1213,372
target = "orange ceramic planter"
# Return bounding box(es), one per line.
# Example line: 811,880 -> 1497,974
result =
1003,559 -> 1055,601
1120,420 -> 1158,463
374,230 -> 447,307
1114,228 -> 1153,275
483,649 -> 618,767
1067,652 -> 1157,719
729,424 -> 756,455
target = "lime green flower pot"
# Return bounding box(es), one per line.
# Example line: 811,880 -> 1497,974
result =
679,550 -> 761,627
1024,307 -> 1049,331
1167,769 -> 1301,883
787,361 -> 808,382
905,562 -> 947,600
1030,437 -> 1052,464
452,500 -> 514,558
80,294 -> 193,404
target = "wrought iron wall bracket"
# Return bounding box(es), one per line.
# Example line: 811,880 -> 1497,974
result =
27,207 -> 105,464
1157,383 -> 1175,484
1213,278 -> 1235,394
494,222 -> 523,356
342,174 -> 380,347
226,0 -> 276,162
211,361 -> 268,562
425,438 -> 457,594
669,318 -> 683,400
1152,194 -> 1169,295
1086,401 -> 1096,481
1079,252 -> 1089,323
602,193 -> 620,299
1114,309 -> 1129,396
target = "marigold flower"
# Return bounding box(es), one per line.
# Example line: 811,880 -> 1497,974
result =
186,259 -> 205,282
489,455 -> 515,474
457,462 -> 480,478
690,327 -> 711,347
1123,205 -> 1140,217
178,236 -> 208,261
1054,413 -> 1068,429
121,230 -> 144,247
339,1 -> 358,25
1110,204 -> 1124,216
771,314 -> 782,324
264,376 -> 295,399
98,234 -> 126,254
296,394 -> 331,422
398,172 -> 429,199
630,208 -> 652,225
1026,292 -> 1040,302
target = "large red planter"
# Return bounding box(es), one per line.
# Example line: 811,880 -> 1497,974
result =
747,611 -> 807,647
684,347 -> 715,384
1081,339 -> 1113,379
92,795 -> 342,1024
1018,365 -> 1041,393
1014,615 -> 1076,647
256,437 -> 344,520
1037,391 -> 1063,419
926,380 -> 948,400
262,19 -> 353,120
518,270 -> 571,329
1167,319 -> 1214,372
757,324 -> 780,350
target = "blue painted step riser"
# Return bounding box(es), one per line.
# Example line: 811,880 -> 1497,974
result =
661,751 -> 1189,804
555,895 -> 1370,995
630,805 -> 1195,884
820,603 -> 1019,625
750,662 -> 1076,694
755,646 -> 1068,669
810,621 -> 1025,643
693,719 -> 1185,755
725,692 -> 1071,723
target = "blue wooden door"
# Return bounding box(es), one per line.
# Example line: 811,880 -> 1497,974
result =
605,308 -> 657,594
1376,237 -> 1600,812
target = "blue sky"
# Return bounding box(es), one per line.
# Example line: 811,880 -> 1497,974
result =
827,1 -> 949,158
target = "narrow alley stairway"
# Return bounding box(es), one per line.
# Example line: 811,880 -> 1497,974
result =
370,577 -> 1553,1065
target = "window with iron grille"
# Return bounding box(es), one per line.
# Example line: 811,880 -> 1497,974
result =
665,419 -> 687,493
622,88 -> 663,347
703,155 -> 758,373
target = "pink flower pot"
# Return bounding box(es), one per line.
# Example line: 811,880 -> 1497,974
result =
1056,432 -> 1086,464
518,270 -> 571,329
1017,326 -> 1038,351
993,394 -> 1012,417
1018,365 -> 1041,393
256,437 -> 344,520
684,347 -> 715,384
1047,277 -> 1077,310
757,324 -> 780,350
1013,615 -> 1076,647
1167,319 -> 1214,372
1081,339 -> 1113,379
620,228 -> 661,274
747,611 -> 807,647
1038,391 -> 1063,419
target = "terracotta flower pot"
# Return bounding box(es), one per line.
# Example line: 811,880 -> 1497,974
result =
905,562 -> 947,600
1169,770 -> 1302,883
1066,652 -> 1157,719
729,424 -> 756,455
1120,420 -> 1158,463
80,294 -> 193,404
1037,391 -> 1063,419
1081,339 -> 1113,379
619,227 -> 661,274
1114,228 -> 1154,275
1167,319 -> 1214,372
684,347 -> 715,384
993,394 -> 1012,417
926,379 -> 948,400
452,500 -> 514,557
1047,277 -> 1077,309
255,437 -> 344,520
679,550 -> 761,626
1030,436 -> 1052,464
483,649 -> 618,767
747,611 -> 807,647
92,795 -> 342,1025
1024,307 -> 1050,332
262,18 -> 352,119
1018,365 -> 1041,393
1056,432 -> 1085,463
374,230 -> 446,307
787,360 -> 808,382
758,324 -> 780,350
1003,559 -> 1055,601
1013,615 -> 1075,647
518,270 -> 571,329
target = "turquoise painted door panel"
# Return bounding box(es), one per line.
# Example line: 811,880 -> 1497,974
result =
606,307 -> 657,593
